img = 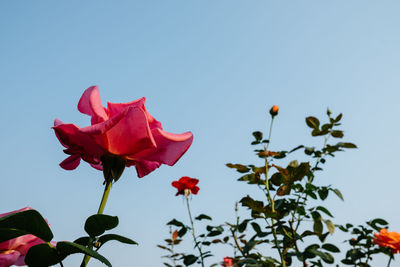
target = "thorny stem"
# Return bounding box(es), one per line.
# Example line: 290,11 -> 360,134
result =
186,196 -> 205,267
294,135 -> 330,232
81,181 -> 112,267
169,226 -> 177,267
263,117 -> 286,267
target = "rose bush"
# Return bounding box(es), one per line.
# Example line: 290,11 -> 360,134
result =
0,208 -> 52,267
53,86 -> 193,178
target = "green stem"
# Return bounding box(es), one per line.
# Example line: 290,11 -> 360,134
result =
80,181 -> 113,267
186,196 -> 205,267
263,118 -> 286,267
387,254 -> 393,267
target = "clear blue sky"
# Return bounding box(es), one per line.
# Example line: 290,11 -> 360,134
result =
1,1 -> 400,266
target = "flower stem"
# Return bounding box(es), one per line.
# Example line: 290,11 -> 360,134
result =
387,254 -> 393,267
185,196 -> 205,267
81,181 -> 113,267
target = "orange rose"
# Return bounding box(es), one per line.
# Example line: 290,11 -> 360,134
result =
269,105 -> 279,117
373,228 -> 400,253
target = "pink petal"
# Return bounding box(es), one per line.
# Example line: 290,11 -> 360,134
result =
131,129 -> 193,166
77,86 -> 108,124
107,98 -> 162,129
53,123 -> 106,160
105,106 -> 156,156
59,155 -> 81,170
0,250 -> 20,267
134,160 -> 161,178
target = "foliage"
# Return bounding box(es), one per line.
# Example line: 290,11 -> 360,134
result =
160,109 -> 395,267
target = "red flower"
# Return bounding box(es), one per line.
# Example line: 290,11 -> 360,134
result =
373,228 -> 400,253
0,207 -> 54,267
53,86 -> 193,178
221,257 -> 233,267
172,176 -> 199,196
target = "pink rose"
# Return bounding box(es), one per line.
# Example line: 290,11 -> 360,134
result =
53,86 -> 193,178
0,208 -> 48,267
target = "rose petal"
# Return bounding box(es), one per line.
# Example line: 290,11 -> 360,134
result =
131,129 -> 193,166
134,160 -> 161,178
105,107 -> 156,156
53,123 -> 106,160
59,154 -> 81,170
107,98 -> 162,129
78,86 -> 108,124
0,250 -> 20,267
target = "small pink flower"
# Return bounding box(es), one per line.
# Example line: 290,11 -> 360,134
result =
0,207 -> 51,267
53,86 -> 194,178
221,257 -> 233,267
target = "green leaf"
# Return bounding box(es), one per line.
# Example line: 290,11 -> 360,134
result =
25,243 -> 60,266
252,131 -> 263,141
318,187 -> 329,200
368,218 -> 389,231
0,210 -> 53,243
306,116 -> 320,129
195,214 -> 212,221
313,219 -> 323,235
57,241 -> 112,267
226,163 -> 250,173
322,243 -> 340,253
167,219 -> 185,227
332,188 -> 344,201
331,130 -> 344,138
98,234 -> 138,248
342,142 -> 357,149
251,222 -> 262,233
308,248 -> 334,263
74,236 -> 90,246
183,254 -> 198,265
316,206 -> 333,217
334,113 -> 343,122
84,214 -> 119,237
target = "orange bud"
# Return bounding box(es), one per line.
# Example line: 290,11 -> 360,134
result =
172,230 -> 179,241
269,105 -> 279,117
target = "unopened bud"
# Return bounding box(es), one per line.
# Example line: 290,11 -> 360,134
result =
269,105 -> 279,117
